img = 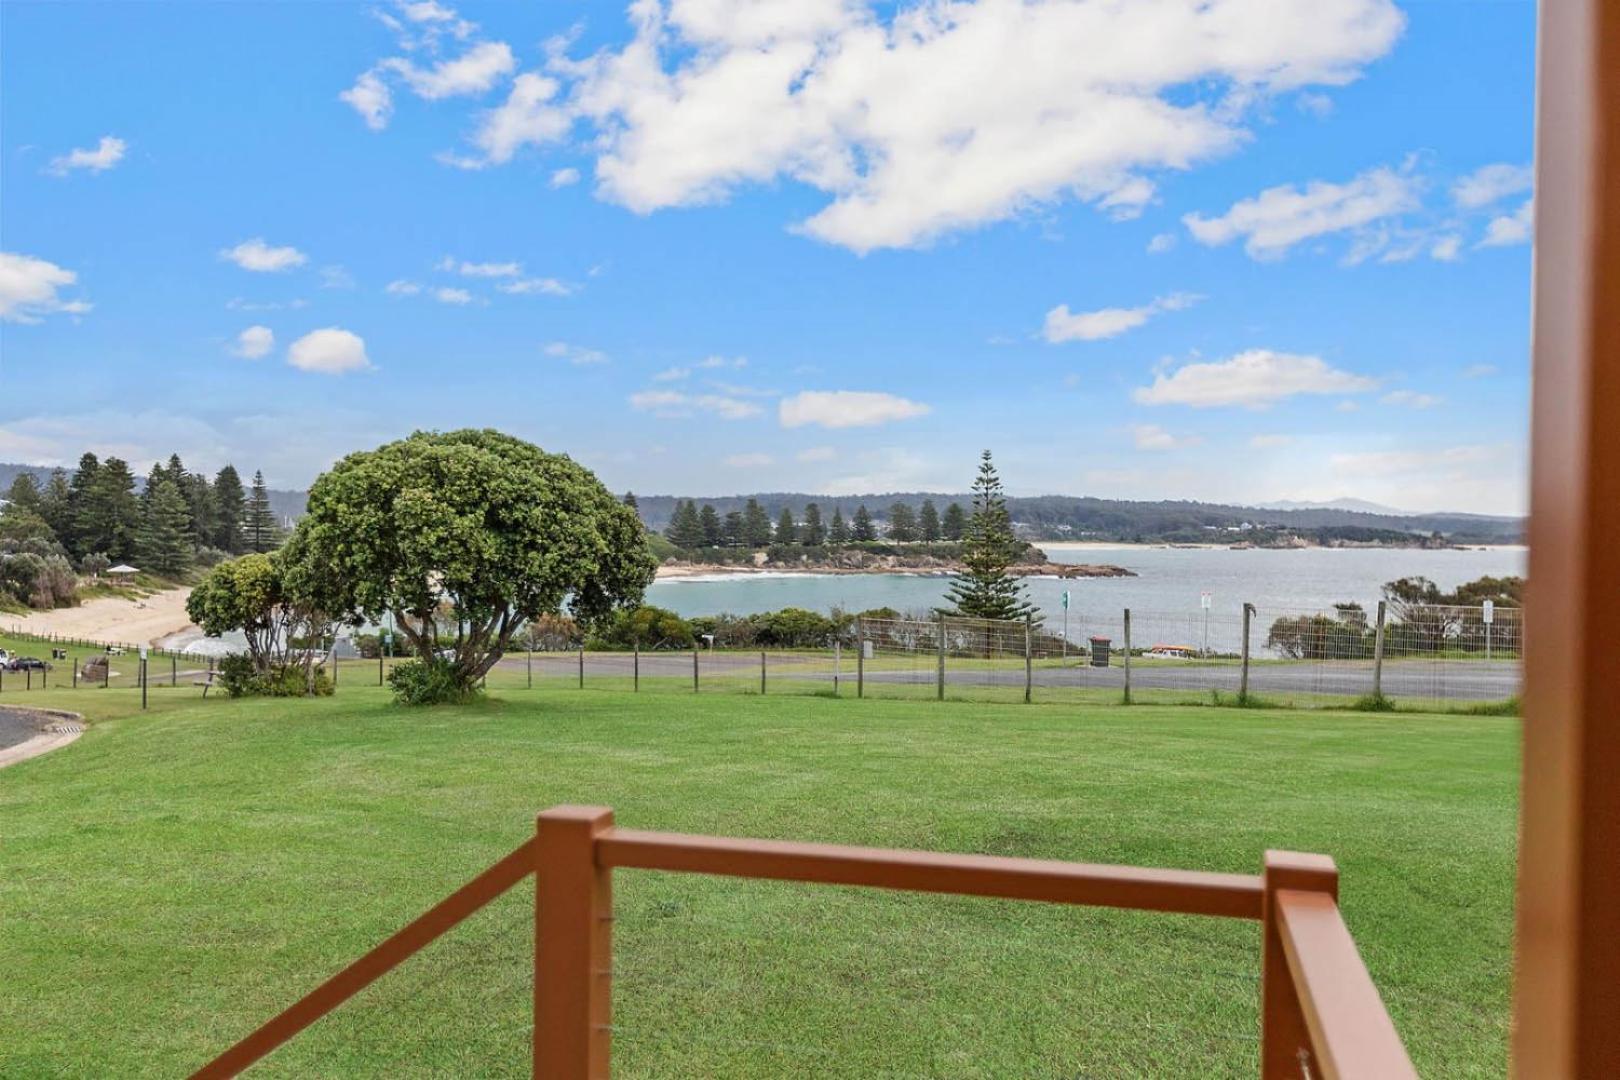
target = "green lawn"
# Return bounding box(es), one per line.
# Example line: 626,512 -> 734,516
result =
0,687 -> 1517,1077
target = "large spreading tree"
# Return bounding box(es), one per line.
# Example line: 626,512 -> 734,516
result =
290,429 -> 657,690
944,450 -> 1035,621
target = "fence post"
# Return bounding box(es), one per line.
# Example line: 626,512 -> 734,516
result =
578,646 -> 585,690
527,648 -> 533,689
1024,614 -> 1033,704
692,644 -> 699,693
633,642 -> 639,693
141,656 -> 148,710
1260,851 -> 1339,1079
936,612 -> 946,701
172,655 -> 177,687
833,640 -> 841,696
535,806 -> 615,1080
1240,603 -> 1256,700
857,619 -> 865,699
760,650 -> 767,695
379,653 -> 385,687
1372,600 -> 1387,699
1122,608 -> 1132,705
72,659 -> 77,689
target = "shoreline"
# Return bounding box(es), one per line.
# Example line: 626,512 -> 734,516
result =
4,587 -> 197,648
655,562 -> 1135,581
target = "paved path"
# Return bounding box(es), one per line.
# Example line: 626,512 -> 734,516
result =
0,707 -> 84,769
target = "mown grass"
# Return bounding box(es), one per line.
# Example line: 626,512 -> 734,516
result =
0,686 -> 1517,1078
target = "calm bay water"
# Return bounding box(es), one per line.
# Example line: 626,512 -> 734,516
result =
646,544 -> 1528,625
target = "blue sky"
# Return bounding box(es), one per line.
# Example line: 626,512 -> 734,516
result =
1,0 -> 1534,513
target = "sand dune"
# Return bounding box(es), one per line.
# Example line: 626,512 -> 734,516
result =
4,588 -> 197,648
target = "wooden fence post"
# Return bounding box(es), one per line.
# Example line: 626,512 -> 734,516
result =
692,644 -> 699,693
856,619 -> 865,699
1261,851 -> 1339,1079
379,654 -> 385,687
578,646 -> 585,690
1240,603 -> 1256,700
172,654 -> 177,687
936,612 -> 946,701
833,640 -> 841,696
1024,614 -> 1033,704
1372,600 -> 1387,699
535,806 -> 614,1080
1122,608 -> 1132,705
527,648 -> 533,689
633,642 -> 639,693
760,650 -> 767,695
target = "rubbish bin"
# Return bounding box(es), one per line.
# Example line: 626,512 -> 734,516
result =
1089,636 -> 1111,667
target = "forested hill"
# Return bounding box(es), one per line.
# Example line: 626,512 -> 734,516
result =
627,492 -> 1523,545
0,463 -> 307,525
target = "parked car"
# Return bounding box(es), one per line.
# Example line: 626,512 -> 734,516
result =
6,657 -> 51,672
0,648 -> 10,667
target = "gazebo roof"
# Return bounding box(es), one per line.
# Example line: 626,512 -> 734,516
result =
106,564 -> 140,574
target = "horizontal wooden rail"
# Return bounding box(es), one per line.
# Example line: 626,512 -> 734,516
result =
192,837 -> 538,1080
1275,888 -> 1417,1079
599,828 -> 1264,920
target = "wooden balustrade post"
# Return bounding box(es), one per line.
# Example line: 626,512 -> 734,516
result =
692,644 -> 699,693
936,612 -> 946,701
856,619 -> 865,699
1240,603 -> 1256,700
1372,600 -> 1387,699
1024,614 -> 1033,704
1261,851 -> 1339,1079
760,650 -> 767,695
535,806 -> 614,1080
1122,608 -> 1132,705
578,646 -> 585,690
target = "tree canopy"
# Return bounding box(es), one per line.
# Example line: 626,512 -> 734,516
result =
944,451 -> 1035,621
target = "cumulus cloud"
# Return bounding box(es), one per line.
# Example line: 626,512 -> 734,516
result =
1429,234 -> 1462,261
381,41 -> 514,100
1452,162 -> 1533,209
1131,424 -> 1201,451
230,325 -> 275,359
697,355 -> 747,370
447,73 -> 571,168
1183,165 -> 1420,259
1146,232 -> 1177,255
1043,292 -> 1199,343
385,279 -> 423,295
544,341 -> 609,365
440,257 -> 520,277
629,389 -> 761,419
48,135 -> 127,176
343,2 -> 514,131
1479,199 -> 1533,248
433,286 -> 474,305
779,390 -> 930,429
1133,349 -> 1378,408
0,252 -> 92,323
498,277 -> 574,296
340,71 -> 394,131
288,328 -> 372,374
551,167 -> 581,188
1381,389 -> 1442,409
220,238 -> 308,272
652,366 -> 690,382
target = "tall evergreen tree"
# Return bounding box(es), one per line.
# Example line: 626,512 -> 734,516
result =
182,471 -> 217,548
699,503 -> 723,546
666,499 -> 704,548
67,452 -> 101,556
136,477 -> 194,574
829,507 -> 849,543
721,509 -> 745,547
919,499 -> 941,542
742,498 -> 773,547
5,473 -> 43,515
212,465 -> 246,553
944,451 -> 1034,621
622,491 -> 639,510
244,470 -> 280,553
887,501 -> 918,541
851,504 -> 876,541
39,470 -> 74,546
78,457 -> 140,560
942,501 -> 968,541
801,503 -> 825,546
775,507 -> 797,544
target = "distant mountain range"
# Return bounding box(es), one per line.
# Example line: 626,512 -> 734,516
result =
2,460 -> 1521,545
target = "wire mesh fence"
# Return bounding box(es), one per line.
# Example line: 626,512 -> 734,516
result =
1,600 -> 1521,711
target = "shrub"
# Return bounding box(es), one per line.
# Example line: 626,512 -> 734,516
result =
388,657 -> 480,706
1351,693 -> 1397,712
80,552 -> 112,576
217,653 -> 334,698
590,604 -> 694,650
353,633 -> 383,659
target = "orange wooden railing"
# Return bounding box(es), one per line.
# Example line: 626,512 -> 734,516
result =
192,806 -> 1415,1079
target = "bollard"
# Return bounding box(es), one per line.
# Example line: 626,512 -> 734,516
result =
1240,603 -> 1256,700
1372,600 -> 1387,699
1122,608 -> 1132,705
936,611 -> 946,701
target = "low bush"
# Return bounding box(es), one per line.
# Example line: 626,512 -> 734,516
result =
387,657 -> 480,706
1351,693 -> 1398,712
217,653 -> 334,698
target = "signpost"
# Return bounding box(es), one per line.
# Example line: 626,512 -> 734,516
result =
1483,599 -> 1495,661
1061,590 -> 1070,661
139,645 -> 149,710
1200,591 -> 1212,657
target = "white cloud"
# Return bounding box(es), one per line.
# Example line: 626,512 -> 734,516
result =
1480,198 -> 1533,248
227,296 -> 308,311
48,135 -> 127,176
630,389 -> 761,419
1043,292 -> 1198,343
340,71 -> 394,131
796,446 -> 837,462
434,286 -> 473,305
697,355 -> 747,369
1463,363 -> 1497,378
220,238 -> 308,273
652,366 -> 690,382
1330,444 -> 1493,478
551,167 -> 581,188
287,328 -> 372,374
1335,400 -> 1360,413
1429,234 -> 1462,261
1249,434 -> 1294,449
724,453 -> 774,468
386,279 -> 422,295
230,325 -> 275,359
442,258 -> 521,277
0,252 -> 92,323
498,277 -> 575,296
320,265 -> 356,289
449,72 -> 569,168
1133,349 -> 1378,409
1146,232 -> 1177,255
382,41 -> 514,100
1452,162 -> 1533,209
1131,424 -> 1200,451
505,0 -> 1403,252
543,341 -> 609,365
1296,92 -> 1334,118
1183,165 -> 1420,259
779,390 -> 931,429
1381,389 -> 1442,409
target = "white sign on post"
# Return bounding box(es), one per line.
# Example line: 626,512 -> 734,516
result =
1200,591 -> 1212,611
139,645 -> 149,660
1483,600 -> 1495,625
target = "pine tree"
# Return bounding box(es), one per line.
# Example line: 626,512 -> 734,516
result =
887,501 -> 917,541
244,470 -> 280,553
742,498 -> 773,547
942,501 -> 967,542
622,491 -> 639,510
5,473 -> 43,515
212,465 -> 246,553
919,499 -> 941,542
39,470 -> 74,546
136,477 -> 194,574
829,507 -> 849,543
68,452 -> 101,557
78,457 -> 140,560
801,503 -> 825,546
667,499 -> 704,548
182,471 -> 217,548
775,507 -> 797,545
944,451 -> 1034,621
699,504 -> 722,546
851,504 -> 876,541
721,510 -> 745,547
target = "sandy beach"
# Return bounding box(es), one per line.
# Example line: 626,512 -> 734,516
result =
4,588 -> 197,648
